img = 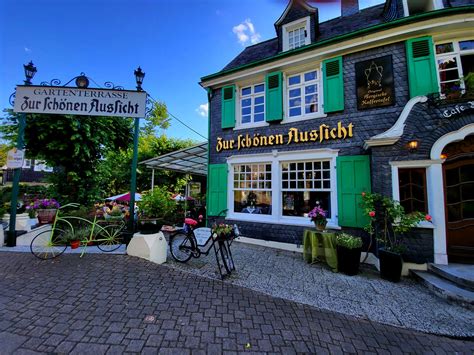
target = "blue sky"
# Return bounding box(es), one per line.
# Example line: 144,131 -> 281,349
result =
0,0 -> 383,142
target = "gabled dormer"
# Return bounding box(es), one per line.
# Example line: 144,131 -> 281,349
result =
274,0 -> 319,53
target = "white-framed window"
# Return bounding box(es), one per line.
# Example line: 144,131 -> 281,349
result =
22,159 -> 32,168
281,160 -> 332,218
34,160 -> 53,172
285,69 -> 322,121
402,0 -> 443,16
232,163 -> 272,215
435,39 -> 474,94
227,149 -> 339,228
282,17 -> 310,52
288,27 -> 306,50
238,83 -> 265,127
390,160 -> 435,229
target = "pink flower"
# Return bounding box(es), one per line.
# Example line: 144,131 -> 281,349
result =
361,192 -> 366,197
185,218 -> 198,226
425,214 -> 432,222
369,211 -> 375,217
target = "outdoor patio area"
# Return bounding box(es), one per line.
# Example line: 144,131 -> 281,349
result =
164,240 -> 474,338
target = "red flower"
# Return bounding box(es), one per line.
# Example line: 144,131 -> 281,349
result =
185,218 -> 198,226
425,214 -> 432,222
369,211 -> 376,217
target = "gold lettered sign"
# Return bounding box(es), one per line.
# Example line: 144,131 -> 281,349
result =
216,121 -> 353,152
356,55 -> 395,110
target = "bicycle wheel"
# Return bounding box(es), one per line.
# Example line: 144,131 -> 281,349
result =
96,224 -> 124,252
169,232 -> 193,262
219,241 -> 234,273
30,229 -> 67,260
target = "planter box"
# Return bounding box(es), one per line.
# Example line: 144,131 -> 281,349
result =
137,219 -> 163,235
379,248 -> 403,282
337,246 -> 361,276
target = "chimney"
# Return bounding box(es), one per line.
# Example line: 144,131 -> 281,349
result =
341,0 -> 359,17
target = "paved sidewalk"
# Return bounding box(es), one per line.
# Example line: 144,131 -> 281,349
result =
165,241 -> 474,337
0,252 -> 473,354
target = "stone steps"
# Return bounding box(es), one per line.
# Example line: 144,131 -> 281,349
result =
412,263 -> 474,309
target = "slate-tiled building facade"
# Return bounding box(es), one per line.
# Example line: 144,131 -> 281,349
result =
201,0 -> 474,265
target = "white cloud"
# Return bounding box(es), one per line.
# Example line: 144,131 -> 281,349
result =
232,19 -> 261,46
196,103 -> 208,118
24,47 -> 31,53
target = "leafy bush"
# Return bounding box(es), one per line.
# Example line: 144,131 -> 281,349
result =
336,233 -> 363,249
361,192 -> 430,253
0,203 -> 6,219
138,187 -> 176,220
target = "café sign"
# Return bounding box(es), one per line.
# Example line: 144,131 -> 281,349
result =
216,121 -> 353,152
13,86 -> 147,118
441,101 -> 474,119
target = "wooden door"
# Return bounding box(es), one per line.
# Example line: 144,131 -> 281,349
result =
444,159 -> 474,263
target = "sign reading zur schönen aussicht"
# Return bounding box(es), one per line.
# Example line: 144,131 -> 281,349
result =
13,86 -> 147,118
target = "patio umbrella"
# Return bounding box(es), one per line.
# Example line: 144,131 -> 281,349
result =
105,192 -> 142,201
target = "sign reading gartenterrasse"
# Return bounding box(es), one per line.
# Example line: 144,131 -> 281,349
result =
14,86 -> 147,118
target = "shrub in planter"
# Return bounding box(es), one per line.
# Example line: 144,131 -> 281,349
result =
361,192 -> 431,282
137,187 -> 176,234
335,233 -> 363,276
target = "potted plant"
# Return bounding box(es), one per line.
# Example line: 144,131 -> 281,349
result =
362,192 -> 431,282
137,187 -> 176,234
308,203 -> 328,231
212,223 -> 234,241
104,205 -> 123,221
335,233 -> 363,276
61,229 -> 80,249
29,198 -> 60,225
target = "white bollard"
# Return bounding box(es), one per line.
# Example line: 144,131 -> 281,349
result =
127,231 -> 167,264
149,232 -> 167,264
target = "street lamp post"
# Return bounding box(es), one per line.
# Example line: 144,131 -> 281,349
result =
7,62 -> 36,247
128,66 -> 145,233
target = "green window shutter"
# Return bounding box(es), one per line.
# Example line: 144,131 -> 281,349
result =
221,85 -> 235,129
406,36 -> 438,98
323,56 -> 344,113
337,155 -> 371,228
265,71 -> 283,122
207,163 -> 228,216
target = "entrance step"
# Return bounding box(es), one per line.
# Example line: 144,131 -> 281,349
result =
429,263 -> 474,291
412,269 -> 474,309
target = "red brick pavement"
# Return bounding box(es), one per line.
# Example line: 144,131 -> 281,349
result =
0,253 -> 472,354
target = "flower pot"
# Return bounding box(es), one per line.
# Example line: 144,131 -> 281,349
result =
70,240 -> 80,249
137,219 -> 163,235
216,232 -> 230,241
378,248 -> 403,282
314,221 -> 327,231
37,209 -> 57,225
337,246 -> 361,276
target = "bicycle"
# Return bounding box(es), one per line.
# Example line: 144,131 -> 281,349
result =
168,209 -> 239,278
30,203 -> 126,260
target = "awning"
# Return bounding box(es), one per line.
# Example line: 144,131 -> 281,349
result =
140,142 -> 208,176
106,192 -> 142,201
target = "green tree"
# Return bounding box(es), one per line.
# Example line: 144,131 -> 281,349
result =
1,109 -> 133,205
142,101 -> 170,135
0,143 -> 10,166
97,133 -> 196,196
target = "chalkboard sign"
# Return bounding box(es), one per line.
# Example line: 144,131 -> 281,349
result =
356,55 -> 395,110
194,227 -> 212,246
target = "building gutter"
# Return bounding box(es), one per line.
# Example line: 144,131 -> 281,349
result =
200,6 -> 474,85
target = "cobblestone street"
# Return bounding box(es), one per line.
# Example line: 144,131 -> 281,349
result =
0,252 -> 473,354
